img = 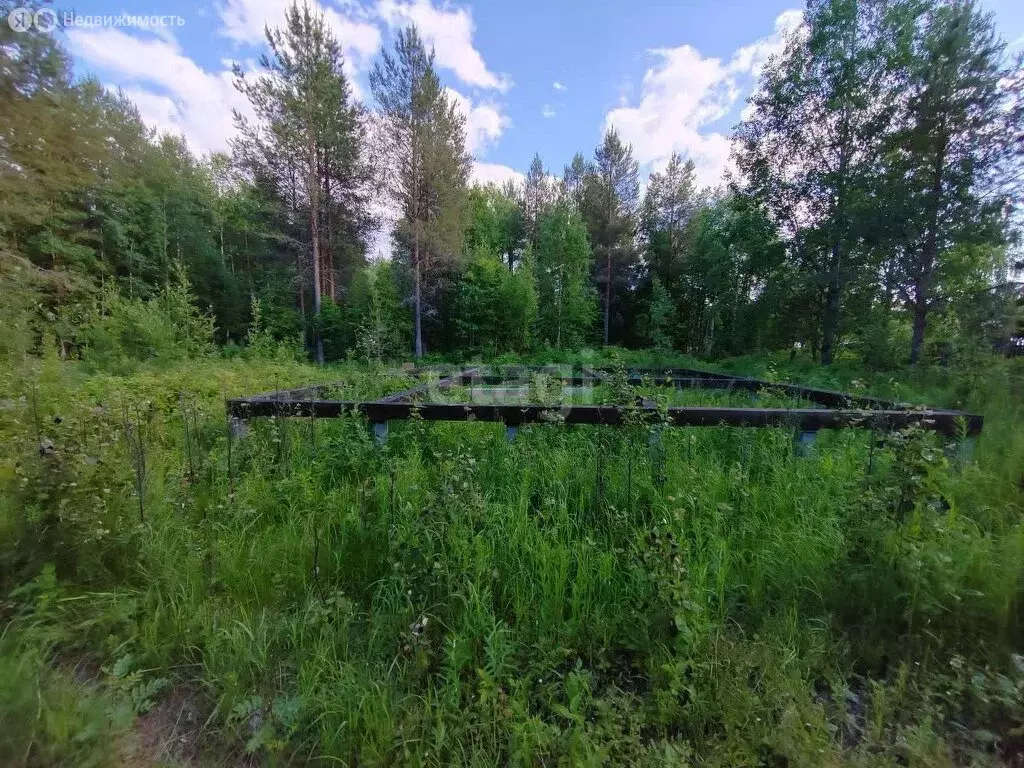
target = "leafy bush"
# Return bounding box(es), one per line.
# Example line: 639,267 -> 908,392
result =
80,264 -> 215,368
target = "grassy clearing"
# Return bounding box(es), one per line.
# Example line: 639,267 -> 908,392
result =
2,352 -> 1023,766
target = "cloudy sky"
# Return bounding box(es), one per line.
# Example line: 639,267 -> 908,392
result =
62,0 -> 1024,192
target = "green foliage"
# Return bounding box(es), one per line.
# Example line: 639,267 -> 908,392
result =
502,254 -> 539,353
350,262 -> 409,361
853,309 -> 912,371
0,252 -> 95,365
371,24 -> 471,358
647,275 -> 674,351
453,252 -> 537,355
4,0 -> 1020,365
4,3 -> 1024,760
0,640 -> 127,768
317,297 -> 348,361
80,265 -> 215,367
582,128 -> 640,347
534,205 -> 595,349
879,0 -> 1013,364
233,1 -> 372,362
465,184 -> 524,268
2,349 -> 1023,764
106,653 -> 169,715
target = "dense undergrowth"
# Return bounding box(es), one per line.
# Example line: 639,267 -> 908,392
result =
2,349 -> 1024,766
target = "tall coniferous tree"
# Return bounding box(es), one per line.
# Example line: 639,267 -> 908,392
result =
582,128 -> 639,346
562,153 -> 589,212
233,2 -> 366,362
643,152 -> 700,278
371,26 -> 470,357
643,152 -> 701,339
522,153 -> 552,248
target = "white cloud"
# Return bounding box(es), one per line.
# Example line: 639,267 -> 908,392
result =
541,104 -> 556,118
218,0 -> 380,56
67,27 -> 254,155
471,162 -> 523,187
444,87 -> 508,156
376,0 -> 510,91
323,8 -> 384,65
216,0 -> 381,98
117,87 -> 180,136
727,9 -> 802,76
604,8 -> 801,187
68,0 -> 390,155
552,80 -> 566,92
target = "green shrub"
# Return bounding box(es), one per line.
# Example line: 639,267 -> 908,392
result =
80,264 -> 214,368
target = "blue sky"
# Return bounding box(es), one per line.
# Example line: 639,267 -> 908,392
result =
61,0 -> 1024,193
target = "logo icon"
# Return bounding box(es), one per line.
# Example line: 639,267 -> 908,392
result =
34,7 -> 57,32
7,6 -> 33,31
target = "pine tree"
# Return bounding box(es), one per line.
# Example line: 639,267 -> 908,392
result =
233,1 -> 367,362
582,128 -> 639,346
643,152 -> 700,282
642,152 -> 702,341
522,153 -> 553,248
370,25 -> 471,357
562,153 -> 588,212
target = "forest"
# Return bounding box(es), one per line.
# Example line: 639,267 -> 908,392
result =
3,0 -> 1022,367
3,0 -> 1024,765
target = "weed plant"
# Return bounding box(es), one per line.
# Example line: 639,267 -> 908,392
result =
2,353 -> 1023,765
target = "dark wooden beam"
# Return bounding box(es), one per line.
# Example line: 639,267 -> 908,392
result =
227,398 -> 982,437
374,367 -> 479,404
400,366 -> 898,409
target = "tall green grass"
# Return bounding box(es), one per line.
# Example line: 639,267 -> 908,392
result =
2,354 -> 1023,765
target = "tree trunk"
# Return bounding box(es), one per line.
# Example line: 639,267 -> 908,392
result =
309,137 -> 324,364
323,165 -> 337,301
603,249 -> 612,346
821,277 -> 841,365
555,272 -> 562,348
910,295 -> 928,365
244,228 -> 251,297
413,240 -> 423,358
910,134 -> 946,365
296,250 -> 306,329
821,88 -> 853,366
289,163 -> 306,336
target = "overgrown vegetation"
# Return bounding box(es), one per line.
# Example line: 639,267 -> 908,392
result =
2,291 -> 1024,764
3,0 -> 1024,764
3,0 -> 1020,366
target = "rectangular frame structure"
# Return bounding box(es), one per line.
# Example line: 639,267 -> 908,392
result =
227,365 -> 982,438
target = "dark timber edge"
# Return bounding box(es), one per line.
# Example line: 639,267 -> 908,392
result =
374,367 -> 479,403
407,365 -> 900,409
226,399 -> 982,437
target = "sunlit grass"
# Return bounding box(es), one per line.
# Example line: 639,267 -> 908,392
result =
2,354 -> 1023,765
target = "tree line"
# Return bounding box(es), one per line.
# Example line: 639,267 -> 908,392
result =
1,0 -> 1021,367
